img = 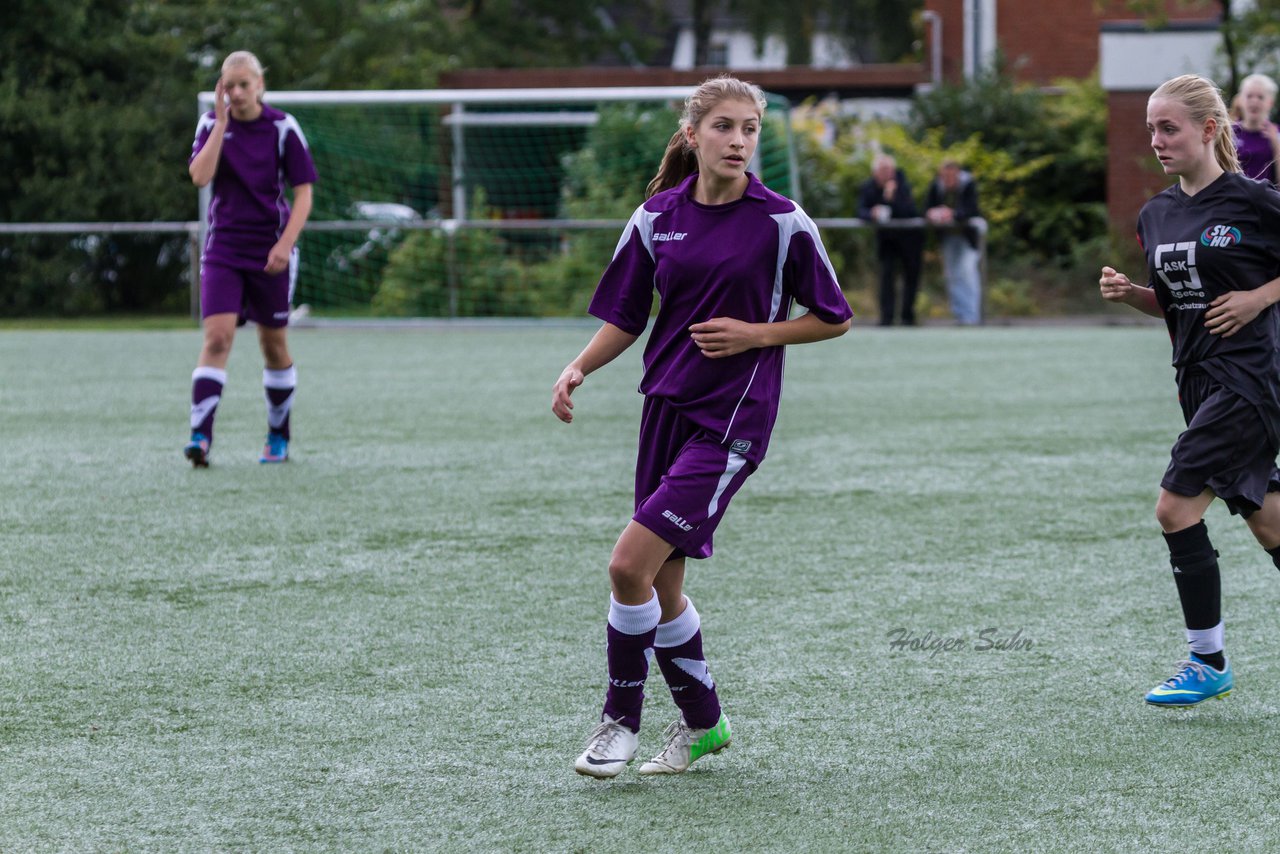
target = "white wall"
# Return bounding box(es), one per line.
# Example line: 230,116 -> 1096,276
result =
1100,28 -> 1222,91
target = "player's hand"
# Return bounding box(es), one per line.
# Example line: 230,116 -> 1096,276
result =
552,365 -> 584,423
1099,266 -> 1135,303
213,78 -> 229,124
689,317 -> 759,359
264,241 -> 292,274
1205,289 -> 1266,337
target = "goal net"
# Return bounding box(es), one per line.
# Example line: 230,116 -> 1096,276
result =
196,87 -> 798,318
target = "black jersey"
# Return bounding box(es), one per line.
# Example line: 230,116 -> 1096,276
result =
1137,171 -> 1280,442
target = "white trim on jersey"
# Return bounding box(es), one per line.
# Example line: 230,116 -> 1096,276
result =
613,205 -> 661,262
706,452 -> 747,518
272,113 -> 310,157
769,207 -> 840,322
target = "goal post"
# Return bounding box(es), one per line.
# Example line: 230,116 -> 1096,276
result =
194,86 -> 798,318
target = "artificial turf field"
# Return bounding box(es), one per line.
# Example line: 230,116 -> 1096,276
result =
3,322 -> 1279,851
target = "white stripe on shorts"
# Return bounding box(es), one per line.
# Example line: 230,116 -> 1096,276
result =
706,452 -> 747,518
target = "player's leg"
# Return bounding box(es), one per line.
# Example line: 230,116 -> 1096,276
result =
1244,481 -> 1280,561
186,261 -> 247,466
248,259 -> 296,463
256,324 -> 295,463
1147,483 -> 1230,706
574,521 -> 674,778
642,558 -> 730,775
186,312 -> 238,467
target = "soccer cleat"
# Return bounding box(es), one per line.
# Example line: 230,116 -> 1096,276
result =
259,432 -> 289,464
574,714 -> 639,778
1145,653 -> 1233,707
184,433 -> 210,468
637,712 -> 731,775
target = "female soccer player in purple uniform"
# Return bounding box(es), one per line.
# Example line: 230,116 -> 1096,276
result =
1232,73 -> 1280,185
1100,74 -> 1280,706
552,76 -> 852,777
185,50 -> 317,467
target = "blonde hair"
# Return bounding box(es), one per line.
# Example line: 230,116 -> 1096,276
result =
646,75 -> 768,199
222,50 -> 265,102
1241,72 -> 1279,100
1151,74 -> 1240,174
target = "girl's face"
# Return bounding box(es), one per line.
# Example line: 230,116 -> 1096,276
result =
1147,96 -> 1215,177
221,63 -> 264,119
1239,80 -> 1275,123
686,98 -> 761,186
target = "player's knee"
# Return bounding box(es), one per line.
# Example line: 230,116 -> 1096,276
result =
607,552 -> 653,595
202,330 -> 234,359
1154,496 -> 1195,533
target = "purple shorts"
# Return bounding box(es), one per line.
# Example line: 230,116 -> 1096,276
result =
1163,371 -> 1280,517
633,396 -> 758,560
200,253 -> 297,328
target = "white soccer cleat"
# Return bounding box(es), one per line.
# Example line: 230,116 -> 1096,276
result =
637,713 -> 731,775
574,714 -> 639,778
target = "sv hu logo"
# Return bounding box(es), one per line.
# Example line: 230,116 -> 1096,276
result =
1200,224 -> 1242,248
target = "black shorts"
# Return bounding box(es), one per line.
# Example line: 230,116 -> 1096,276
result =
1162,371 -> 1280,517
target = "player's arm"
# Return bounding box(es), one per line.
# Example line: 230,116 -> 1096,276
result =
552,322 -> 640,423
189,79 -> 228,188
689,311 -> 851,359
265,183 -> 313,274
1100,266 -> 1162,318
1204,275 -> 1280,337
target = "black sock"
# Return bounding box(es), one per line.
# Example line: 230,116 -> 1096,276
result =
1163,520 -> 1221,633
1195,650 -> 1227,671
1267,544 -> 1280,572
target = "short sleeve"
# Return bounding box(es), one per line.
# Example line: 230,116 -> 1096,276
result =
189,113 -> 215,165
587,207 -> 657,335
280,114 -> 319,188
782,212 -> 853,325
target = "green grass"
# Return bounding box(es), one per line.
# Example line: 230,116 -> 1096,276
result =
3,324 -> 1279,851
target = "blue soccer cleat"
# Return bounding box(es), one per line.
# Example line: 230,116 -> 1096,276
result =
259,432 -> 289,464
1145,653 -> 1233,707
184,432 -> 210,468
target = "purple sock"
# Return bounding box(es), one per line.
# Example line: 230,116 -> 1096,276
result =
601,592 -> 660,733
263,365 -> 297,440
653,596 -> 721,729
190,366 -> 226,442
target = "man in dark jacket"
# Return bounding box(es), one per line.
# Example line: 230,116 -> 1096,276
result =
858,154 -> 924,326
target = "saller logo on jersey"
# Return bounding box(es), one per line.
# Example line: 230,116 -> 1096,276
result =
652,231 -> 688,242
662,509 -> 694,531
1201,225 -> 1242,248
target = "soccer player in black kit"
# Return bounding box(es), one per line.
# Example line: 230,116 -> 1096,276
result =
1101,74 -> 1280,706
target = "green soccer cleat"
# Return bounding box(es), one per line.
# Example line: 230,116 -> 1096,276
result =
638,712 -> 731,775
1145,653 -> 1233,707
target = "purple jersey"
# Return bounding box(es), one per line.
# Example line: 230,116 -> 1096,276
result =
1232,122 -> 1279,184
589,173 -> 852,460
191,104 -> 318,267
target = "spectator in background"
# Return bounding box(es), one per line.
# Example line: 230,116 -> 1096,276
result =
858,154 -> 924,326
1233,73 -> 1280,184
925,159 -> 984,325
